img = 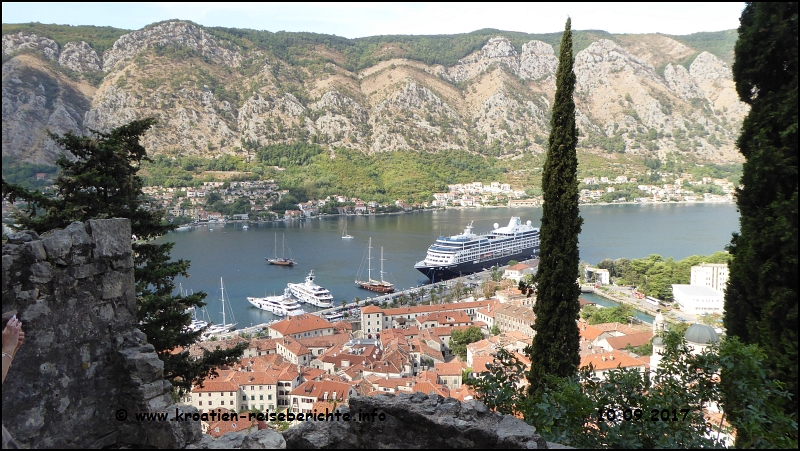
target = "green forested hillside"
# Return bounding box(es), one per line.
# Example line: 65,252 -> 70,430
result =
1,23 -> 129,54
140,146 -> 503,203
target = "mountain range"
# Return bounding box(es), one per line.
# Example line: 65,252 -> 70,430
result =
2,20 -> 746,173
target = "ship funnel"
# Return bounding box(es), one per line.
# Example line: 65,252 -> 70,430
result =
527,220 -> 532,226
493,223 -> 499,229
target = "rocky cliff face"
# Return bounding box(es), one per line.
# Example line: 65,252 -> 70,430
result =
2,21 -> 747,165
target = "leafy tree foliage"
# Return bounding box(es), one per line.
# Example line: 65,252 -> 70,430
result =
526,18 -> 582,398
1,158 -> 58,191
725,2 -> 798,426
1,119 -> 245,395
602,252 -> 730,301
449,326 -> 484,361
468,332 -> 797,448
579,304 -> 635,325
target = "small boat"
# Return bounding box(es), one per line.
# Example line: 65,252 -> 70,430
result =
356,237 -> 395,293
342,221 -> 354,240
247,294 -> 305,317
243,225 -> 249,230
267,233 -> 297,266
175,225 -> 192,232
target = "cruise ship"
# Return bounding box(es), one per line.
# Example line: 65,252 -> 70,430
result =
286,270 -> 335,308
414,217 -> 540,282
247,294 -> 305,317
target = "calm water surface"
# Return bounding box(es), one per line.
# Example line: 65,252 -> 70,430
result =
157,203 -> 739,328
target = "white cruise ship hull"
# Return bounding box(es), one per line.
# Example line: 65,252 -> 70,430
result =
414,217 -> 539,282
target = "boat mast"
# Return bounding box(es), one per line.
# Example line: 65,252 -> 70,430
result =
273,233 -> 278,259
220,278 -> 226,327
282,234 -> 286,259
367,237 -> 373,282
380,246 -> 386,283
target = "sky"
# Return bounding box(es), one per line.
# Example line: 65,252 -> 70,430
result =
2,2 -> 746,38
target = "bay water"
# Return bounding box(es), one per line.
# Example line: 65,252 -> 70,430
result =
157,203 -> 739,328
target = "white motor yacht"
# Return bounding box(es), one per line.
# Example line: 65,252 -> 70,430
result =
247,294 -> 305,317
286,270 -> 334,308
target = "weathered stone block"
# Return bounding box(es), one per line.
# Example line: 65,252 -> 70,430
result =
89,218 -> 131,259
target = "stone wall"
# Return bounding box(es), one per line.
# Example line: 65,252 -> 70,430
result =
284,393 -> 552,449
1,219 -> 200,448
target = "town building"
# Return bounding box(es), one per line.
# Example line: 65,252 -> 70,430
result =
493,303 -> 536,337
268,314 -> 335,339
503,263 -> 535,283
360,300 -> 496,335
579,350 -> 647,381
671,285 -> 725,315
690,263 -> 728,293
289,380 -> 356,415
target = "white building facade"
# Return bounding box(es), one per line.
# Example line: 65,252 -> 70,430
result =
690,263 -> 728,293
671,285 -> 724,315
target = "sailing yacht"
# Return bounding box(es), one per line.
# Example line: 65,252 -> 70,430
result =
201,278 -> 238,340
342,221 -> 354,240
356,237 -> 395,293
266,233 -> 296,266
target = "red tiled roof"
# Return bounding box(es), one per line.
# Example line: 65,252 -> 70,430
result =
230,371 -> 278,386
193,380 -> 239,393
269,313 -> 334,336
435,361 -> 465,376
579,350 -> 646,371
289,380 -> 352,400
604,332 -> 653,350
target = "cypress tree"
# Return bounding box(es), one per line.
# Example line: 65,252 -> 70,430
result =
724,1 -> 798,423
526,18 -> 583,397
2,119 -> 246,395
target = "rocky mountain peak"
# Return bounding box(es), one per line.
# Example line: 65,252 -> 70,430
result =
102,20 -> 243,72
482,36 -> 518,58
689,51 -> 733,85
2,32 -> 59,60
58,41 -> 101,73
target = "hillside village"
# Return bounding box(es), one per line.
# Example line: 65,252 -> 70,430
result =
127,171 -> 735,226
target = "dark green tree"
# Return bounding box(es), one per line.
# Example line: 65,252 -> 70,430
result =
526,18 -> 583,398
724,1 -> 798,428
449,326 -> 484,361
2,119 -> 245,395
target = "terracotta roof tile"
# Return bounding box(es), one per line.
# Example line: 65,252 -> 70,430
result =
269,313 -> 334,336
579,350 -> 646,371
604,332 -> 653,350
435,361 -> 465,376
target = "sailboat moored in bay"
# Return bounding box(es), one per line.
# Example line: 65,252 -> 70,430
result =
266,233 -> 297,266
356,237 -> 394,293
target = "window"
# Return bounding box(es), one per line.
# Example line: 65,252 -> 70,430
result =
259,386 -> 263,390
209,401 -> 212,406
259,395 -> 264,400
242,395 -> 247,401
230,392 -> 234,396
268,395 -> 272,400
251,386 -> 255,390
251,395 -> 255,401
199,401 -> 203,406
